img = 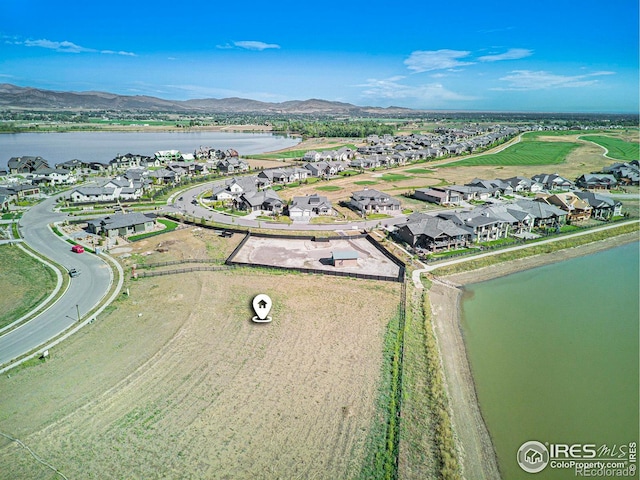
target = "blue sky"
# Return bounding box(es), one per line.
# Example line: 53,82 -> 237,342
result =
1,0 -> 638,112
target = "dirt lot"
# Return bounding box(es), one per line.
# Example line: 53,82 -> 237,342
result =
0,227 -> 400,479
232,236 -> 402,278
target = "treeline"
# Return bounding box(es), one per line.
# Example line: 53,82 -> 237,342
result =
272,120 -> 395,138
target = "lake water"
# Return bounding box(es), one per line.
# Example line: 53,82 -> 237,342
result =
461,242 -> 639,480
0,131 -> 300,169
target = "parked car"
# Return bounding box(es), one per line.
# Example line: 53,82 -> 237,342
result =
68,268 -> 81,277
71,244 -> 84,254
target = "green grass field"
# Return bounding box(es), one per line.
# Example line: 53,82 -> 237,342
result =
404,168 -> 435,174
0,245 -> 57,329
354,180 -> 379,185
444,134 -> 580,167
580,135 -> 639,161
380,173 -> 413,182
315,185 -> 343,192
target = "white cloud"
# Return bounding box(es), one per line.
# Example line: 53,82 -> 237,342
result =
358,77 -> 477,104
233,41 -> 280,51
17,38 -> 135,56
495,70 -> 615,90
478,48 -> 533,62
404,49 -> 474,73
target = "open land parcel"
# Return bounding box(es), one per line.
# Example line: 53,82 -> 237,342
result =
0,227 -> 401,479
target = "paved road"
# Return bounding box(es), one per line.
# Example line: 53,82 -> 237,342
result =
0,195 -> 113,366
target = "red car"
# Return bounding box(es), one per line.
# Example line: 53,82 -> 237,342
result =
71,244 -> 85,254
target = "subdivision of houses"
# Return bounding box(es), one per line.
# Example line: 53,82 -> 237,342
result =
288,194 -> 333,220
349,188 -> 401,216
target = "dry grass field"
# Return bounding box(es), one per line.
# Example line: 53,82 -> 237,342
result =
0,227 -> 400,479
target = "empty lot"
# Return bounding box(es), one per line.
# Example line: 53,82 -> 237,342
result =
0,227 -> 400,479
231,235 -> 402,278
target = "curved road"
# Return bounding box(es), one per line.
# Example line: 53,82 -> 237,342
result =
0,195 -> 113,366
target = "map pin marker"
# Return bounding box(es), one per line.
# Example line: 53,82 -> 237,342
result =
252,294 -> 272,323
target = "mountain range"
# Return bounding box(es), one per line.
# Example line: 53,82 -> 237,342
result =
0,84 -> 413,115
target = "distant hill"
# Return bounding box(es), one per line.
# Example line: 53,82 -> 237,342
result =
0,84 -> 414,115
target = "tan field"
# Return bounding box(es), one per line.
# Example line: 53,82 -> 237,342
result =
0,228 -> 401,479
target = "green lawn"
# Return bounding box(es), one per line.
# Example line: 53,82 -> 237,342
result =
404,168 -> 434,174
128,218 -> 179,242
444,134 -> 580,167
354,180 -> 379,185
0,245 -> 57,329
380,173 -> 413,182
315,185 -> 343,192
580,135 -> 639,161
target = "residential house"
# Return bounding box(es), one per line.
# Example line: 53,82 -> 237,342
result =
413,187 -> 461,206
501,176 -> 544,193
7,156 -> 49,174
288,194 -> 333,220
515,199 -> 567,228
70,187 -> 117,203
531,173 -> 575,191
303,150 -> 321,162
148,168 -> 179,185
350,188 -> 401,216
575,191 -> 622,219
217,157 -> 249,174
397,215 -> 472,253
87,213 -> 156,238
576,173 -> 618,190
438,210 -> 507,243
603,161 -> 639,185
109,153 -> 152,171
154,150 -> 183,164
239,189 -> 283,213
536,192 -> 592,222
29,168 -> 77,185
212,176 -> 260,202
466,178 -> 514,197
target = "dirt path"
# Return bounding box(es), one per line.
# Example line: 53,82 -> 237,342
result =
428,280 -> 500,480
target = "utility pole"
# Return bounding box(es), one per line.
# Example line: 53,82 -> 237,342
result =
76,304 -> 80,322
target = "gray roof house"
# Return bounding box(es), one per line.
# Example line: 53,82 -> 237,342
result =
397,215 -> 472,253
531,173 -> 575,191
576,173 -> 618,190
575,191 -> 622,219
239,189 -> 283,213
87,213 -> 156,238
515,199 -> 567,227
350,188 -> 401,216
288,194 -> 333,220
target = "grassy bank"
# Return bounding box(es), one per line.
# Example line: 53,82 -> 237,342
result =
398,282 -> 462,479
0,244 -> 57,329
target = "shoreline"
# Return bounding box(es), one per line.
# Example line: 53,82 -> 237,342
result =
427,232 -> 639,480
